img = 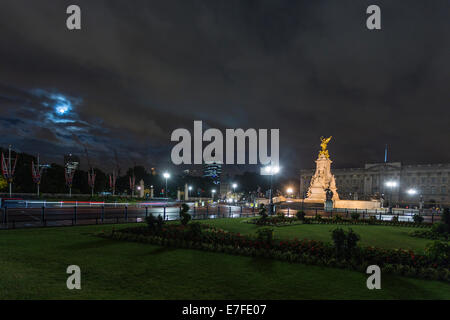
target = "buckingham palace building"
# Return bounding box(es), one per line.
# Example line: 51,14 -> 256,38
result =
300,162 -> 450,205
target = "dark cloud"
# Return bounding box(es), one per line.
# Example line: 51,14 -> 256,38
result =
0,0 -> 448,175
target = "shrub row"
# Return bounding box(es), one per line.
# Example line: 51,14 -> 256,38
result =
99,224 -> 449,282
410,229 -> 449,241
250,215 -> 432,228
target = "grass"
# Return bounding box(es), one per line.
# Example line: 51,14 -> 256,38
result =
0,223 -> 449,299
200,218 -> 444,252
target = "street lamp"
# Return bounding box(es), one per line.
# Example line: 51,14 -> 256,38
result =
407,188 -> 418,211
211,189 -> 216,201
188,185 -> 193,197
385,181 -> 398,213
263,165 -> 280,215
232,183 -> 238,201
286,187 -> 293,198
385,181 -> 398,188
163,172 -> 170,198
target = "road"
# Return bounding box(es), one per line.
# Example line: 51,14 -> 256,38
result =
0,204 -> 256,228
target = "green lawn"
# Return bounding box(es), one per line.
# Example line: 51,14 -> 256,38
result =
0,223 -> 449,299
200,218 -> 441,252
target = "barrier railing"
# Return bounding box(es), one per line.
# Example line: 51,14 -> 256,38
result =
0,203 -> 442,230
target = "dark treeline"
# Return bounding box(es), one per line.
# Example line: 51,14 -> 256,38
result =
0,149 -> 293,198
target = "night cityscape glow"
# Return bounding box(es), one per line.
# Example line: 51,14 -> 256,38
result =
0,0 -> 448,312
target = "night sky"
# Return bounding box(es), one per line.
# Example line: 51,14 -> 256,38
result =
0,0 -> 449,176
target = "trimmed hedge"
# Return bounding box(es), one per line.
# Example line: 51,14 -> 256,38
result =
410,230 -> 450,241
249,215 -> 432,228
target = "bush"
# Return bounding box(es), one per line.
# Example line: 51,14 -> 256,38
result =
351,212 -> 360,220
331,228 -> 346,256
180,203 -> 191,226
391,216 -> 399,222
368,216 -> 377,225
331,228 -> 360,258
432,222 -> 449,234
276,211 -> 285,218
256,227 -> 274,243
315,213 -> 323,222
145,214 -> 164,232
296,210 -> 305,221
442,208 -> 450,226
346,229 -> 360,251
425,241 -> 450,265
189,222 -> 203,238
413,214 -> 424,224
259,205 -> 268,219
410,229 -> 449,241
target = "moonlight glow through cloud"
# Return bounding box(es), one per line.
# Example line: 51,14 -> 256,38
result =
56,105 -> 68,114
51,94 -> 72,115
31,89 -> 82,124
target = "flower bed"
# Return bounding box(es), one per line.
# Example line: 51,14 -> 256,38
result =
99,223 -> 450,282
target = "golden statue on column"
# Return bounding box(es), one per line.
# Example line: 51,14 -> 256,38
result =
319,136 -> 332,159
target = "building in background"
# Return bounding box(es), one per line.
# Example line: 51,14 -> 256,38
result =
203,160 -> 222,185
183,168 -> 202,177
300,162 -> 450,205
64,154 -> 80,173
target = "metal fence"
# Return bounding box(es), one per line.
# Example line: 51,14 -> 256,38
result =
0,203 -> 442,230
0,204 -> 258,230
275,205 -> 441,223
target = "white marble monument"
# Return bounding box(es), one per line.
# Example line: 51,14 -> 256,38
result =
306,136 -> 340,201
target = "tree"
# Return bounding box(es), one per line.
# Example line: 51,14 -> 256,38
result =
0,175 -> 7,191
180,203 -> 191,225
40,163 -> 66,193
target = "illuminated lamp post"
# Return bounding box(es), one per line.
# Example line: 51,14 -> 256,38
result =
385,181 -> 398,213
163,172 -> 170,198
232,183 -> 237,201
407,188 -> 417,211
263,165 -> 280,215
286,187 -> 293,198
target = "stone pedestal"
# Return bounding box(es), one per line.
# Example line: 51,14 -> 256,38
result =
306,154 -> 340,201
324,200 -> 333,212
184,183 -> 189,201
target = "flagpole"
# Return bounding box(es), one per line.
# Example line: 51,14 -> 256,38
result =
37,154 -> 40,196
8,145 -> 12,197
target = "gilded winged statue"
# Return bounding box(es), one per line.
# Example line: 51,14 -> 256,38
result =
319,136 -> 332,159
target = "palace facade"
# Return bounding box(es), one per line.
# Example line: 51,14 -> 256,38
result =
300,162 -> 450,205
